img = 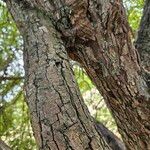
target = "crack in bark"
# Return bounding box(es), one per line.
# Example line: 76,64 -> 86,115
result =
50,125 -> 60,150
6,0 -> 150,149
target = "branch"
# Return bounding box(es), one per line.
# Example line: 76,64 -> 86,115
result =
135,0 -> 150,88
95,121 -> 126,150
0,76 -> 24,81
0,139 -> 11,150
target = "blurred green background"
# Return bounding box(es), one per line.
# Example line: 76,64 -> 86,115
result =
0,0 -> 144,149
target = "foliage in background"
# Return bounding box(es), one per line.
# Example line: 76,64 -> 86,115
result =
0,0 -> 144,149
124,0 -> 144,33
0,1 -> 36,149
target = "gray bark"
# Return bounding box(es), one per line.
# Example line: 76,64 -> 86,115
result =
6,0 -> 111,149
135,0 -> 150,90
47,0 -> 150,149
5,0 -> 150,150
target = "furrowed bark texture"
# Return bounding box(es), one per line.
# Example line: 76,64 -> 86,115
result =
135,0 -> 150,90
6,1 -> 111,150
61,1 -> 150,149
6,0 -> 150,150
14,0 -> 150,149
63,1 -> 150,149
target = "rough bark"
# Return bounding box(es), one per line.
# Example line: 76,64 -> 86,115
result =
6,1 -> 111,150
135,0 -> 150,91
16,0 -> 149,149
63,1 -> 150,149
5,0 -> 150,150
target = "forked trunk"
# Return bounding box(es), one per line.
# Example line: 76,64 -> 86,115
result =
6,0 -> 150,150
6,0 -> 111,149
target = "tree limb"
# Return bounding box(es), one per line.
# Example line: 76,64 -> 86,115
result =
95,121 -> 126,150
135,0 -> 150,89
0,76 -> 24,81
0,139 -> 11,150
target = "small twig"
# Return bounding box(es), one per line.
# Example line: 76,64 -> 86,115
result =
0,76 -> 24,81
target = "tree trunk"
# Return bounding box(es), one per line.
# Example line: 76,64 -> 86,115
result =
6,1 -> 111,150
5,0 -> 150,150
64,1 -> 150,149
135,0 -> 150,90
